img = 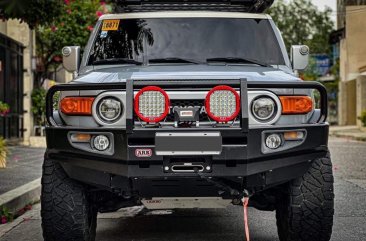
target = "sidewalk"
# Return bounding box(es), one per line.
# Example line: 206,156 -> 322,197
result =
0,146 -> 45,195
0,146 -> 44,214
329,125 -> 366,141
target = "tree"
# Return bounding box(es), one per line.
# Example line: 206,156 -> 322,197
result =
267,0 -> 334,54
0,0 -> 63,29
35,0 -> 112,86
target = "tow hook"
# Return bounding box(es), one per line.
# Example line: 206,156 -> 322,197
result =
193,168 -> 252,241
242,189 -> 251,241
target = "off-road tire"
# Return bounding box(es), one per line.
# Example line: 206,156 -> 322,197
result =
276,153 -> 334,241
41,158 -> 97,241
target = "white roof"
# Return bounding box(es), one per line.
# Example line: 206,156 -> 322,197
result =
99,11 -> 271,20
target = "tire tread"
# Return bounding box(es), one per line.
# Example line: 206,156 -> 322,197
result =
276,153 -> 334,241
41,158 -> 96,241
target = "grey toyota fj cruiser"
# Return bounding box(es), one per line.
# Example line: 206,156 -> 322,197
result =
42,1 -> 334,241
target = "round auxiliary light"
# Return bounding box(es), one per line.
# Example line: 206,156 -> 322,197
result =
251,97 -> 276,121
134,86 -> 170,123
93,135 -> 110,151
265,134 -> 282,149
97,97 -> 122,122
205,85 -> 240,123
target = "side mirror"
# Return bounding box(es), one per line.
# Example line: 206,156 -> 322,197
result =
62,46 -> 81,73
291,45 -> 309,71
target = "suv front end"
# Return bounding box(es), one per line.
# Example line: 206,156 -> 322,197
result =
41,8 -> 334,241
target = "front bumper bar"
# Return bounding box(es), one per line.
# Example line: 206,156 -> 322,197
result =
45,79 -> 329,196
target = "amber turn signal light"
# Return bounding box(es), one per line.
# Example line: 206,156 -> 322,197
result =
70,133 -> 91,142
280,96 -> 313,114
283,131 -> 305,140
60,97 -> 94,115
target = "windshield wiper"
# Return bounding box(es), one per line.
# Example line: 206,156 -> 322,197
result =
92,58 -> 143,66
206,57 -> 270,67
149,57 -> 202,64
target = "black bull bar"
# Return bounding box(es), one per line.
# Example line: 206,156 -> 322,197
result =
46,79 -> 328,131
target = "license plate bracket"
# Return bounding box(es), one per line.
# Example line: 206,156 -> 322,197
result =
155,132 -> 222,156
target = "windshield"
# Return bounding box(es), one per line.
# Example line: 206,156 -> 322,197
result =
88,18 -> 285,65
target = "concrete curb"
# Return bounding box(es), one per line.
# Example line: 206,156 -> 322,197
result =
0,178 -> 41,214
0,204 -> 41,239
329,133 -> 366,142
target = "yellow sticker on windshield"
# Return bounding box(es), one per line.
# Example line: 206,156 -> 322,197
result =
102,20 -> 120,31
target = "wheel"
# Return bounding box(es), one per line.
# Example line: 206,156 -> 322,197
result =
276,153 -> 334,241
41,158 -> 97,241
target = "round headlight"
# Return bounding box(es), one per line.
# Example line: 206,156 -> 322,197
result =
97,98 -> 122,122
251,97 -> 276,121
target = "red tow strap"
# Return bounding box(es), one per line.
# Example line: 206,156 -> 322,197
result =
242,197 -> 250,241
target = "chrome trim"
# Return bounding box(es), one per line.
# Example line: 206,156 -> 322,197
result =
248,91 -> 282,125
92,91 -> 127,127
250,96 -> 277,121
97,97 -> 123,123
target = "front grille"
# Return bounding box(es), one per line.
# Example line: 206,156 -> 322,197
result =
133,99 -> 210,122
133,99 -> 209,122
166,99 -> 209,122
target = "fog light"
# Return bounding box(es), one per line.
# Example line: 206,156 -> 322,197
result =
265,134 -> 282,149
93,135 -> 110,151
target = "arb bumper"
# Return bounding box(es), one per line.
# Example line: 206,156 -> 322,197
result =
45,79 -> 329,198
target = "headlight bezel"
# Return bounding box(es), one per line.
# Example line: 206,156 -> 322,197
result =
92,92 -> 126,126
97,97 -> 123,123
251,95 -> 277,122
248,91 -> 282,125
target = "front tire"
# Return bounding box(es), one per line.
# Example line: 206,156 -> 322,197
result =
276,153 -> 334,241
41,158 -> 97,241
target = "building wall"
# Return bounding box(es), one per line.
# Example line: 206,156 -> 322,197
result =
0,20 -> 34,145
343,6 -> 366,81
337,0 -> 366,28
338,5 -> 366,126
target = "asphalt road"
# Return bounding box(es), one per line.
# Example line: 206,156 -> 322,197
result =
1,136 -> 366,241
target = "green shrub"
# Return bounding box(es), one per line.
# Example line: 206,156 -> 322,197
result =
53,91 -> 60,111
0,101 -> 10,116
31,88 -> 47,126
358,110 -> 366,127
0,206 -> 14,224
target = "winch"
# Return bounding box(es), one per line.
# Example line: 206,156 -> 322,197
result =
173,106 -> 201,127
